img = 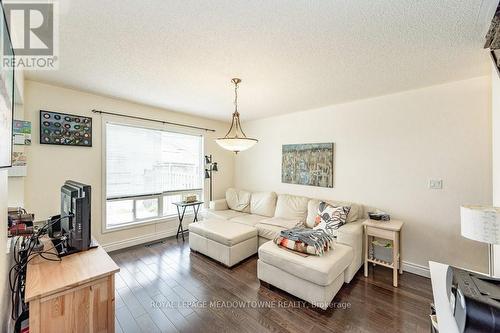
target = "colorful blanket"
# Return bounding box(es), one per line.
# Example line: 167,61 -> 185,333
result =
274,227 -> 334,256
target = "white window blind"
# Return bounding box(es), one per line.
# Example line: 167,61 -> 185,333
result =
106,123 -> 203,198
105,123 -> 203,228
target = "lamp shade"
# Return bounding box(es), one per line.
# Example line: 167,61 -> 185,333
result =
215,137 -> 257,153
212,162 -> 218,171
460,205 -> 500,245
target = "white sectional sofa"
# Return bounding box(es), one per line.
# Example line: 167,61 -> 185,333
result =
188,188 -> 366,309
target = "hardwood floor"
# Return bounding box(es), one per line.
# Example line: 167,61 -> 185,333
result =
109,236 -> 433,333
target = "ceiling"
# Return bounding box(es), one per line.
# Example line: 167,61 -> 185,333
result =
26,0 -> 499,121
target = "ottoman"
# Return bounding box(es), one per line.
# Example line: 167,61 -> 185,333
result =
188,218 -> 258,267
257,241 -> 353,310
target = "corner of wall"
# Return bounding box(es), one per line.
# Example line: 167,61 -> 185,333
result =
0,169 -> 10,332
491,62 -> 500,277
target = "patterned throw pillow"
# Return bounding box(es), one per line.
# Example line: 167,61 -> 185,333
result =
313,202 -> 351,236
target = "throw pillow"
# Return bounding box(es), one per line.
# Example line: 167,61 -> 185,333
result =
313,202 -> 351,236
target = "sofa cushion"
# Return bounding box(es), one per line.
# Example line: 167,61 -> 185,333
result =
230,214 -> 268,226
250,191 -> 277,217
306,199 -> 362,228
274,194 -> 309,222
207,209 -> 248,220
226,188 -> 251,212
209,199 -> 228,211
188,219 -> 257,246
259,217 -> 301,229
258,241 -> 353,286
255,223 -> 287,240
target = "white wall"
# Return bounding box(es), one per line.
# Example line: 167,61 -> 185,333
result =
8,103 -> 25,207
23,80 -> 235,249
1,67 -> 23,331
235,76 -> 492,274
493,64 -> 500,206
0,170 -> 9,333
492,63 -> 500,277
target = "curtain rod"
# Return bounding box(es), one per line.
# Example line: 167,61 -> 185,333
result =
91,109 -> 216,132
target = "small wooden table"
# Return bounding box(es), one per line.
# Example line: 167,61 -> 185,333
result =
363,219 -> 403,287
26,237 -> 120,333
172,201 -> 204,241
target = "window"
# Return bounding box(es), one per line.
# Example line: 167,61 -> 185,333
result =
105,123 -> 203,229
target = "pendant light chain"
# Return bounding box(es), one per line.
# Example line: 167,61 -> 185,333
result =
232,79 -> 247,138
234,80 -> 239,114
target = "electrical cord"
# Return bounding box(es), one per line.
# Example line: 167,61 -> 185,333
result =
9,228 -> 68,291
10,241 -> 64,288
9,214 -> 72,320
35,213 -> 73,237
9,243 -> 65,320
26,214 -> 72,257
13,236 -> 21,265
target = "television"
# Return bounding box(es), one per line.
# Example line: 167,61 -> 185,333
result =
55,180 -> 94,256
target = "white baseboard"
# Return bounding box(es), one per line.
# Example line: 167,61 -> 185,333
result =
402,260 -> 430,278
102,226 -> 183,252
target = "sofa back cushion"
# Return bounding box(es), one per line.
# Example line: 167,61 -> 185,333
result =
274,194 -> 309,222
250,191 -> 277,217
258,217 -> 301,229
306,199 -> 363,228
226,188 -> 251,212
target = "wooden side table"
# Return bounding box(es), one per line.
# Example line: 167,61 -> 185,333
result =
363,219 -> 404,287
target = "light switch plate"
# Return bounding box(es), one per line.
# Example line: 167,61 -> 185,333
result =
429,179 -> 443,190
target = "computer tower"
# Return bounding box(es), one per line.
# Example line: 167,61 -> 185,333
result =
66,180 -> 91,251
58,180 -> 93,256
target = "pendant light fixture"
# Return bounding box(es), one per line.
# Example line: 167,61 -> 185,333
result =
216,78 -> 258,153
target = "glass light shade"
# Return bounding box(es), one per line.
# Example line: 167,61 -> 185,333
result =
215,137 -> 258,153
212,162 -> 218,171
204,169 -> 210,179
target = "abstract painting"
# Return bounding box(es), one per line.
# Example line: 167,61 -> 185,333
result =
40,110 -> 92,147
282,143 -> 334,188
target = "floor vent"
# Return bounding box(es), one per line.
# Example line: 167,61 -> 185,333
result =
145,240 -> 165,248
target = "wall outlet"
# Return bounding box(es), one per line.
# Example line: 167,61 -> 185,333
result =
429,179 -> 443,190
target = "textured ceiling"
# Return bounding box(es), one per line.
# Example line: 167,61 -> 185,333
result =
26,0 -> 499,121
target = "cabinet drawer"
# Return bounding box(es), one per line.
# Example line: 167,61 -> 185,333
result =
366,226 -> 395,240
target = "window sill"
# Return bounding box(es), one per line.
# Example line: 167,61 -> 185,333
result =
102,213 -> 197,234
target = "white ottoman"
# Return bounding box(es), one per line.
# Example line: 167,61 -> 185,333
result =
257,241 -> 353,310
188,218 -> 258,267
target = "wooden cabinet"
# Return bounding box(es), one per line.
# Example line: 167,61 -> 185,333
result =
26,239 -> 119,333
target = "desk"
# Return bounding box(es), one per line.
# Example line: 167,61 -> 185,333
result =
172,201 -> 203,241
26,238 -> 120,333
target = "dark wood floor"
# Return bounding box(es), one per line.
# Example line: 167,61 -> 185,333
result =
109,236 -> 433,333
